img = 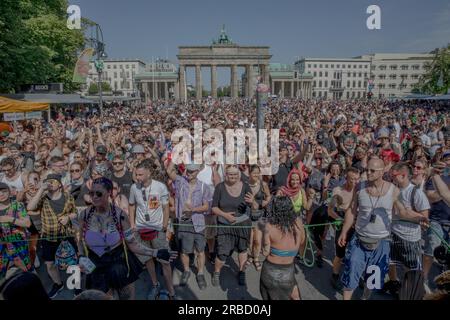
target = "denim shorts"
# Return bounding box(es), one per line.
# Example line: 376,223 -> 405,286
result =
341,234 -> 390,290
423,221 -> 444,257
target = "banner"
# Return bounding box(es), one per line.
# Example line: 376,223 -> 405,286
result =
72,48 -> 95,83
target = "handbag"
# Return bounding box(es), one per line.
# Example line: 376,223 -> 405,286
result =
55,239 -> 78,271
139,229 -> 158,241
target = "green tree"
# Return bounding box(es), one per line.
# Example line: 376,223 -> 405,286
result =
88,82 -> 111,95
0,0 -> 84,93
414,44 -> 450,94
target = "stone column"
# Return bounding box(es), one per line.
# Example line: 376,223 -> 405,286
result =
164,81 -> 168,100
211,65 -> 217,98
152,81 -> 157,100
271,80 -> 275,95
179,65 -> 186,102
290,81 -> 294,98
281,81 -> 285,98
195,64 -> 202,100
263,64 -> 270,85
231,64 -> 238,98
247,65 -> 254,98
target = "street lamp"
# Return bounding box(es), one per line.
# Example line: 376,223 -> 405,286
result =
94,24 -> 107,116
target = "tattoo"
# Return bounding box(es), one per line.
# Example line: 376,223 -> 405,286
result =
124,228 -> 135,241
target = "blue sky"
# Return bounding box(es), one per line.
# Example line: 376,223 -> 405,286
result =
71,0 -> 450,88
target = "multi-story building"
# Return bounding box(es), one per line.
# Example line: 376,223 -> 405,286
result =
295,58 -> 371,100
357,53 -> 434,99
85,59 -> 146,97
135,59 -> 179,101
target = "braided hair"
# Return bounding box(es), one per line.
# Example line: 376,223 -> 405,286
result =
266,195 -> 298,235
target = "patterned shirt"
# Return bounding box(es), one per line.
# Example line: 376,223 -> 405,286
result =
37,193 -> 76,241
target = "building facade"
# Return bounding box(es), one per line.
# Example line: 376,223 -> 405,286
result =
135,59 -> 179,101
358,53 -> 434,99
295,58 -> 371,100
85,59 -> 146,97
269,63 -> 313,98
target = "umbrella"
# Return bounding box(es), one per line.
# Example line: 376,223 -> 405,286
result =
399,270 -> 425,300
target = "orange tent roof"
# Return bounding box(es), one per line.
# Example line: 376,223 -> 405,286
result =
0,96 -> 49,113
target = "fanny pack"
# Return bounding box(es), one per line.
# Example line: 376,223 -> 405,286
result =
357,234 -> 381,251
139,229 -> 158,241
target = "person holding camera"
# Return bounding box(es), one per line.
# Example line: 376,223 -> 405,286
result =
26,174 -> 77,298
166,162 -> 212,290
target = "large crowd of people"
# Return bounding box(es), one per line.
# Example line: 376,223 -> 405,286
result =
0,97 -> 449,300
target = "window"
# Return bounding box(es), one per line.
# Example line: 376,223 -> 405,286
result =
337,64 -> 340,68
401,65 -> 408,70
347,81 -> 350,87
314,64 -> 317,68
371,74 -> 375,79
107,65 -> 111,69
332,64 -> 335,68
314,71 -> 317,77
411,74 -> 419,80
359,65 -> 362,69
324,80 -> 328,87
359,72 -> 362,77
325,64 -> 328,68
352,92 -> 355,98
318,91 -> 322,97
126,71 -> 130,78
319,81 -> 322,87
412,65 -> 420,70
113,65 -> 117,69
324,92 -> 327,98
319,64 -> 322,68
114,72 -> 117,78
308,64 -> 311,68
389,84 -> 396,89
325,71 -> 328,77
314,81 -> 316,87
353,72 -> 356,77
353,81 -> 356,87
379,65 -> 386,70
348,65 -> 351,68
400,74 -> 407,80
132,65 -> 136,69
358,81 -> 361,88
389,74 -> 397,80
365,65 -> 368,69
114,81 -> 118,90
364,73 -> 367,78
371,65 -> 376,70
347,92 -> 350,99
353,65 -> 357,69
348,72 -> 351,77
319,72 -> 322,77
390,65 -> 398,70
357,92 -> 361,98
364,81 -> 367,88
342,65 -> 345,69
126,65 -> 129,69
379,74 -> 386,80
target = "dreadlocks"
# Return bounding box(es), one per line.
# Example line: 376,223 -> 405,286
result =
267,195 -> 297,235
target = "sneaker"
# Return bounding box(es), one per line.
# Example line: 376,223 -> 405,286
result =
331,274 -> 343,291
424,279 -> 431,294
34,256 -> 40,269
196,274 -> 207,290
316,254 -> 323,268
180,271 -> 191,286
238,271 -> 246,286
48,283 -> 64,299
211,272 -> 220,287
147,282 -> 160,300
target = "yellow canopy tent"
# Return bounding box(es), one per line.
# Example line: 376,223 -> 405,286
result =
0,96 -> 49,113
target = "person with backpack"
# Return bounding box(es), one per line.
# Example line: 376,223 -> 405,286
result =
384,162 -> 430,297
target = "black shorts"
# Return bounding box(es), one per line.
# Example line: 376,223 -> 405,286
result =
390,233 -> 422,270
216,222 -> 250,261
41,237 -> 77,262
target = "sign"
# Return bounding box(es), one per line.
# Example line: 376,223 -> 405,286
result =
3,111 -> 42,121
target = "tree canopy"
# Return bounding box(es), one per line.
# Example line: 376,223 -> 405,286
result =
415,44 -> 450,95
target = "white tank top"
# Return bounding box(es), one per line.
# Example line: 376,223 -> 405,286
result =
1,174 -> 24,192
356,183 -> 394,240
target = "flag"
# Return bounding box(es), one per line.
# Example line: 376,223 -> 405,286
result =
72,48 -> 95,83
437,71 -> 444,88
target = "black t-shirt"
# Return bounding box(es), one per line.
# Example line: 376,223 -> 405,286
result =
425,175 -> 450,223
111,170 -> 133,198
212,182 -> 252,225
271,160 -> 293,193
48,194 -> 66,215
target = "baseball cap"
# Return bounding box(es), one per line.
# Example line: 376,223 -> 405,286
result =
132,144 -> 145,154
44,174 -> 62,184
185,163 -> 202,171
0,182 -> 10,190
96,145 -> 107,154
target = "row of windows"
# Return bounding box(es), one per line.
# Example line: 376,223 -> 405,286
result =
103,71 -> 135,79
372,83 -> 414,89
312,91 -> 367,99
314,80 -> 368,88
308,63 -> 368,69
374,64 -> 423,71
377,74 -> 420,80
106,64 -> 136,70
313,71 -> 368,78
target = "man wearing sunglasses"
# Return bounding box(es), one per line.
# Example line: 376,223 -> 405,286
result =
111,154 -> 133,199
384,162 -> 430,297
338,158 -> 428,300
27,173 -> 77,299
129,160 -> 175,300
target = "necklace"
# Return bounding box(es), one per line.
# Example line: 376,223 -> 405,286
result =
368,181 -> 384,210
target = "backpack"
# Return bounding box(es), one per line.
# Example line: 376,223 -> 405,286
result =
55,240 -> 78,271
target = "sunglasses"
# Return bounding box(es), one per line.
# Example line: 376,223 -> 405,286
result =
413,165 -> 424,170
70,169 -> 81,173
89,191 -> 104,198
113,162 -> 124,165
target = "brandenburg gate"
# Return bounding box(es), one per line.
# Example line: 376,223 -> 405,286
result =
177,27 -> 271,101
